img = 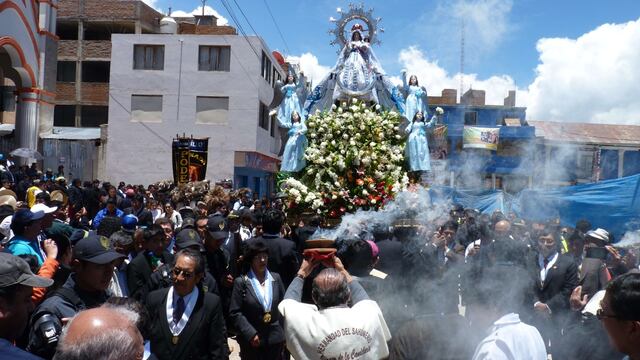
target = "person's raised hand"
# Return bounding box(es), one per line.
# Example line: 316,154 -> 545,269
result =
570,286 -> 589,311
43,238 -> 58,260
250,334 -> 260,348
297,257 -> 320,279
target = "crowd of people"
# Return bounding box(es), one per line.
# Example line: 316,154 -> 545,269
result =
0,163 -> 639,360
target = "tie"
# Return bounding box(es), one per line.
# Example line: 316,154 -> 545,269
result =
173,297 -> 185,324
543,257 -> 549,269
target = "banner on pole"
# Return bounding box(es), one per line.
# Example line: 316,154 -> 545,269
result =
172,137 -> 209,184
463,126 -> 500,151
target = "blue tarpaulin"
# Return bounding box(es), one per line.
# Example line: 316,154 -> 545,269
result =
428,174 -> 640,240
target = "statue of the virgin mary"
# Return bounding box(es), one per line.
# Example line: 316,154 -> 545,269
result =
304,23 -> 405,115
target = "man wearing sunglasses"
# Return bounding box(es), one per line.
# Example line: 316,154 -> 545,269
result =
598,272 -> 640,360
145,247 -> 229,360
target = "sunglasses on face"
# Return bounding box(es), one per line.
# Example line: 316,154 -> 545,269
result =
596,308 -> 620,321
172,268 -> 194,279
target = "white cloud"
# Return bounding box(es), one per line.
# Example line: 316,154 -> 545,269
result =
426,0 -> 513,63
285,53 -> 331,87
171,5 -> 229,25
526,19 -> 640,124
397,46 -> 523,106
141,0 -> 158,9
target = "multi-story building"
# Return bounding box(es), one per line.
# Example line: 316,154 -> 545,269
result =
54,0 -> 164,128
428,89 -> 536,192
106,31 -> 284,197
0,0 -> 58,155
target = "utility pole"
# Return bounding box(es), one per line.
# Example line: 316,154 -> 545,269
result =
459,19 -> 465,102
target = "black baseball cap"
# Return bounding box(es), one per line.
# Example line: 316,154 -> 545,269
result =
175,229 -> 204,251
207,215 -> 229,240
73,233 -> 126,264
0,253 -> 54,288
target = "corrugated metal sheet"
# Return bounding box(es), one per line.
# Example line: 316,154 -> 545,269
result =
42,139 -> 97,180
529,121 -> 640,146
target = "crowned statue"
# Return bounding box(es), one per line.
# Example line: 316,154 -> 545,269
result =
304,15 -> 405,115
270,69 -> 308,156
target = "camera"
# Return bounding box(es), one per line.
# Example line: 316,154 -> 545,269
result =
28,312 -> 63,358
585,246 -> 608,260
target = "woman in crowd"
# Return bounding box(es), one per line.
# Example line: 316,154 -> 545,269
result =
230,240 -> 286,360
162,201 -> 182,228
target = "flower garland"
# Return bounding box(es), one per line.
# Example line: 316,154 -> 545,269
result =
281,99 -> 409,218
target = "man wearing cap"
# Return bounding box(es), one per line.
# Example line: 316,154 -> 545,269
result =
580,228 -> 613,299
28,233 -> 125,358
4,209 -> 48,266
203,216 -> 235,320
0,253 -> 53,359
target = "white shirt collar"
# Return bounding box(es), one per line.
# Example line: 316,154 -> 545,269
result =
165,286 -> 199,336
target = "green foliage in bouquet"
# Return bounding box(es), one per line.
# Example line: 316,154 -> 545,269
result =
281,99 -> 409,218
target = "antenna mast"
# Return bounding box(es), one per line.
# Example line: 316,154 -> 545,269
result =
459,19 -> 465,101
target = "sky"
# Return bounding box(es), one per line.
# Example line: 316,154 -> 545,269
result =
144,0 -> 640,125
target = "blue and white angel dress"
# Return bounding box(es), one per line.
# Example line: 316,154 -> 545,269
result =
402,74 -> 429,122
280,121 -> 308,173
277,83 -> 306,126
405,115 -> 437,172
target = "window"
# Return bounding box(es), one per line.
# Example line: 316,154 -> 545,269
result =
57,61 -> 76,82
80,106 -> 108,127
196,96 -> 229,125
258,102 -> 269,130
131,95 -> 162,122
81,61 -> 110,83
54,105 -> 76,127
272,68 -> 279,88
464,111 -> 477,126
198,46 -> 230,71
133,45 -> 164,70
261,52 -> 272,83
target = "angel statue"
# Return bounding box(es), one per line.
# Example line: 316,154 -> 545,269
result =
269,70 -> 307,155
401,71 -> 429,122
280,111 -> 308,173
405,108 -> 443,173
304,23 -> 405,115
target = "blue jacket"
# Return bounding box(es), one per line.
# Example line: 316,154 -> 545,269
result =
4,236 -> 44,266
92,208 -> 124,229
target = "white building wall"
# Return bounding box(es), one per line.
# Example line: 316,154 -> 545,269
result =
106,34 -> 282,185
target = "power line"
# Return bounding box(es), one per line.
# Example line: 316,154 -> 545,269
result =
262,0 -> 291,54
218,0 -> 261,61
231,0 -> 260,38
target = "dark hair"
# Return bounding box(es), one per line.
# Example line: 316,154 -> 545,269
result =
103,297 -> 150,339
96,216 -> 122,238
338,239 -> 373,277
50,233 -> 71,262
575,219 -> 591,233
143,224 -> 164,242
106,198 -> 117,205
133,194 -> 144,204
474,264 -> 532,313
351,31 -> 362,41
441,220 -> 459,232
175,248 -> 205,275
155,217 -> 174,229
606,272 -> 640,321
243,240 -> 269,268
409,75 -> 419,86
262,209 -> 284,234
312,268 -> 350,309
110,230 -> 134,247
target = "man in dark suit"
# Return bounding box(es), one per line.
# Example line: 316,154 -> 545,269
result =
124,194 -> 154,228
146,248 -> 229,360
127,224 -> 173,301
245,209 -> 299,287
531,228 -> 578,349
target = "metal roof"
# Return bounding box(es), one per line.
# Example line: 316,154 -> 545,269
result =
41,127 -> 101,140
528,120 -> 640,147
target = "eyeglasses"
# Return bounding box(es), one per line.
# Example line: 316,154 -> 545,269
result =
596,308 -> 620,320
172,268 -> 194,279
